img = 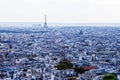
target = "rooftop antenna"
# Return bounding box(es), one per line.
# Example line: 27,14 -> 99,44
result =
44,15 -> 48,28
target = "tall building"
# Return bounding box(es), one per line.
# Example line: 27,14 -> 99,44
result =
44,15 -> 48,28
79,30 -> 83,35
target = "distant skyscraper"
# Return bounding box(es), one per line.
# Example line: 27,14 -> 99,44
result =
44,15 -> 48,28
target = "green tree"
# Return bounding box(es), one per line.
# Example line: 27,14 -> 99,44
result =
59,59 -> 73,68
55,64 -> 67,70
74,66 -> 85,77
55,59 -> 73,70
103,74 -> 117,80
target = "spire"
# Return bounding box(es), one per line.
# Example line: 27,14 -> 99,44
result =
44,15 -> 48,28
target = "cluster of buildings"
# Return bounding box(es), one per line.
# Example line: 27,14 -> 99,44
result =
0,26 -> 120,80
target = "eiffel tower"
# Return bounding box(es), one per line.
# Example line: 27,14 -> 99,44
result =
44,15 -> 48,28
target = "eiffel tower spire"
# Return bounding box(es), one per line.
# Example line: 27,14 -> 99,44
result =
44,15 -> 48,28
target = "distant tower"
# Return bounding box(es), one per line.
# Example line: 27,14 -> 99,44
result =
79,30 -> 83,35
44,15 -> 48,28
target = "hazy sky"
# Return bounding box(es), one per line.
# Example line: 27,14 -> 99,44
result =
0,0 -> 120,23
